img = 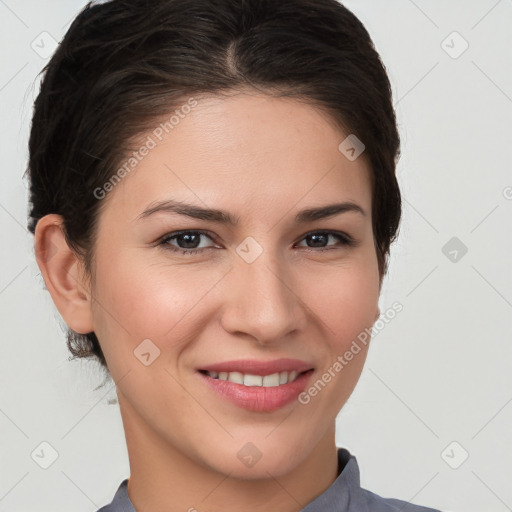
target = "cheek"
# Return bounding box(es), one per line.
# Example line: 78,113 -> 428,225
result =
90,252 -> 225,359
314,262 -> 380,346
300,267 -> 378,412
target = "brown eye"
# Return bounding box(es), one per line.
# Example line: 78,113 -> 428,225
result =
159,230 -> 217,255
296,231 -> 356,250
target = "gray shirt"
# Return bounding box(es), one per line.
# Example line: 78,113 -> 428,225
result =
96,448 -> 442,511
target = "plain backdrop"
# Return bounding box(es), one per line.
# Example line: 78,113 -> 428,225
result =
0,1 -> 511,511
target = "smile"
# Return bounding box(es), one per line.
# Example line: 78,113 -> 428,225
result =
199,369 -> 307,387
196,359 -> 315,412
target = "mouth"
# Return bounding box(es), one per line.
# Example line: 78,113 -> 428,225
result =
198,368 -> 313,387
196,358 -> 315,412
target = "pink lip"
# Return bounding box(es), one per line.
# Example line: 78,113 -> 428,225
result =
196,358 -> 315,412
198,358 -> 314,375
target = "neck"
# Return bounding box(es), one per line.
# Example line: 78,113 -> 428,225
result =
119,394 -> 339,512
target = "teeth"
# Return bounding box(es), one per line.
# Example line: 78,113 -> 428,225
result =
227,371 -> 244,385
244,374 -> 263,386
262,373 -> 280,387
206,370 -> 302,386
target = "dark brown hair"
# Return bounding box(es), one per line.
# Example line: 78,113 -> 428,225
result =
26,0 -> 401,374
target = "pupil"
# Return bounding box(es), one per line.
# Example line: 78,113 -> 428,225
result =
309,233 -> 327,247
180,233 -> 200,249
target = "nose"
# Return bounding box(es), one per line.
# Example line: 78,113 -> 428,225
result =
219,247 -> 307,345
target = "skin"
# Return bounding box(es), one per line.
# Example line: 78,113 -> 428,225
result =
35,90 -> 381,512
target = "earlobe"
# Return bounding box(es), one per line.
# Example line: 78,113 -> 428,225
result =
34,214 -> 94,334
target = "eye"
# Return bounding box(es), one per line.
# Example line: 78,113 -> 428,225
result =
159,230 -> 217,255
158,229 -> 357,256
295,231 -> 356,251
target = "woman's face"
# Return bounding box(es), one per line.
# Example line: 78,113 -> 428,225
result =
88,91 -> 380,478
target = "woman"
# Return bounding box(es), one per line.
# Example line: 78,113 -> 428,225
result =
27,0 -> 443,510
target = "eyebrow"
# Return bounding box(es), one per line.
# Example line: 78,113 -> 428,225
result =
136,199 -> 366,225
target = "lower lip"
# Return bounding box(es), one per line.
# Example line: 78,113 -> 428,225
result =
198,370 -> 314,412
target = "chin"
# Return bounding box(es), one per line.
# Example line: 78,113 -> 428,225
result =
196,435 -> 313,480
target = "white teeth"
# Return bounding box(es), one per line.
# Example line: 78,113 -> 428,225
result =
244,374 -> 263,386
262,373 -> 280,387
227,371 -> 244,385
206,370 -> 302,386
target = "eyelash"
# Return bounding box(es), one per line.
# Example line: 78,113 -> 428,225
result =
158,229 -> 357,256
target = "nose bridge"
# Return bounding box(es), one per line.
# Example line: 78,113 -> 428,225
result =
222,237 -> 303,343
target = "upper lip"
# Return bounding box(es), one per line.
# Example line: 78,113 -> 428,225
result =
198,358 -> 314,376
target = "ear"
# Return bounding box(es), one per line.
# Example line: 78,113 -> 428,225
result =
34,214 -> 94,334
374,307 -> 380,322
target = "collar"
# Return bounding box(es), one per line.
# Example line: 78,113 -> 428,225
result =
302,447 -> 361,511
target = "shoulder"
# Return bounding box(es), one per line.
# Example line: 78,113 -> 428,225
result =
325,447 -> 444,512
359,487 -> 443,511
94,478 -> 135,512
95,504 -> 113,512
95,501 -> 118,512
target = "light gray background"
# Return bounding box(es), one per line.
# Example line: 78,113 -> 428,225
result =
1,1 -> 511,511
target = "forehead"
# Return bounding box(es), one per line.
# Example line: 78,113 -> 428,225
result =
101,92 -> 372,223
